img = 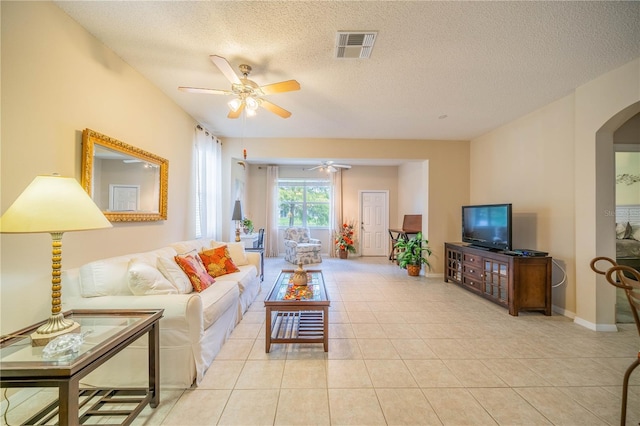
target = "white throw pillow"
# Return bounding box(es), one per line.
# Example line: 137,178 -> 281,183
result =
157,256 -> 193,294
616,222 -> 632,239
631,225 -> 640,241
127,260 -> 177,296
225,242 -> 249,266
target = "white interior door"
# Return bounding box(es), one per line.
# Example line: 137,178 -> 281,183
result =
109,184 -> 140,211
360,191 -> 388,256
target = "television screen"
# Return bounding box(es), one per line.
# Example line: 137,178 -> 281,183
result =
462,203 -> 512,251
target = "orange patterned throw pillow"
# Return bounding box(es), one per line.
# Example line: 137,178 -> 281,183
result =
174,251 -> 215,292
199,245 -> 240,278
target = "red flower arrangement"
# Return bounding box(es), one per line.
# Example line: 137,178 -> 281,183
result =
334,222 -> 356,253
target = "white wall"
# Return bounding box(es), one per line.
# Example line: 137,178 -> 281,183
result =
1,2 -> 197,333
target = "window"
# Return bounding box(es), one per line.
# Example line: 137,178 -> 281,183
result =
278,179 -> 330,228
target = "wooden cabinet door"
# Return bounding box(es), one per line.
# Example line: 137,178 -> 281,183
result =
482,258 -> 510,305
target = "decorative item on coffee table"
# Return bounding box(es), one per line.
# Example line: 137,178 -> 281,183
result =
334,222 -> 356,259
395,232 -> 432,276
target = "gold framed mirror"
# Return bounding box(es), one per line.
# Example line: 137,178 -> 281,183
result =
81,129 -> 168,222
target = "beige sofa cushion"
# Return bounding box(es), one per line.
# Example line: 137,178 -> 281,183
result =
198,280 -> 240,329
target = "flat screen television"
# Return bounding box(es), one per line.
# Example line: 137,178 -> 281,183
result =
462,203 -> 512,251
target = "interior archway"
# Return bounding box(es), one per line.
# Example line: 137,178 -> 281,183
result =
595,101 -> 640,327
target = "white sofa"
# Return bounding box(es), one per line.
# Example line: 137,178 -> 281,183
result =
61,239 -> 261,389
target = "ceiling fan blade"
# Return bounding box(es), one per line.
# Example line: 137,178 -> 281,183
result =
260,99 -> 292,118
178,86 -> 231,95
260,80 -> 301,95
210,55 -> 241,85
308,165 -> 323,171
227,102 -> 244,119
333,164 -> 352,169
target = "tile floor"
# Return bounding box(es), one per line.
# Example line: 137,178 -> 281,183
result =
3,256 -> 639,425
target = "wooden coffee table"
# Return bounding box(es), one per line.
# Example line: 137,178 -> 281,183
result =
264,269 -> 330,352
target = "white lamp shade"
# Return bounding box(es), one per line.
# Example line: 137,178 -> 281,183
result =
0,175 -> 112,233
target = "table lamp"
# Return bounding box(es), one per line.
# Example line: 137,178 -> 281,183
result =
0,174 -> 112,345
232,200 -> 243,242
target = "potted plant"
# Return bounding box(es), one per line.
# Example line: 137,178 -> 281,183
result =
394,232 -> 432,276
334,222 -> 356,259
242,217 -> 254,234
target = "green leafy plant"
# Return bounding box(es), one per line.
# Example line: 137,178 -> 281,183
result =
394,232 -> 432,269
242,217 -> 254,234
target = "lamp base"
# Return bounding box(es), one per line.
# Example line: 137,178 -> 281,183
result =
31,321 -> 81,347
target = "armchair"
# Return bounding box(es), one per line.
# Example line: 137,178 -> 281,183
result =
284,227 -> 322,265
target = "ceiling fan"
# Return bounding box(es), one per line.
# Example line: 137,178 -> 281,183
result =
308,161 -> 352,173
179,55 -> 300,119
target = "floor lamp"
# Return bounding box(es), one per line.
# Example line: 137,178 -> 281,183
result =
232,200 -> 243,242
0,175 -> 112,346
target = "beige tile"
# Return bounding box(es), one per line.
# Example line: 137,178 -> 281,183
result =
381,322 -> 420,338
132,389 -> 183,425
351,322 -> 386,338
391,338 -> 439,360
328,322 -> 355,339
469,387 -> 552,425
238,310 -> 265,324
376,388 -> 442,425
327,338 -> 362,359
326,359 -> 373,388
198,360 -> 244,389
214,338 -> 253,360
365,359 -> 418,388
328,310 -> 350,324
481,358 -> 551,387
248,338 -> 288,360
234,360 -> 285,389
161,389 -> 230,425
556,385 -> 637,426
229,321 -> 262,339
443,359 -> 507,387
355,338 -> 399,360
281,359 -> 327,388
275,388 -> 330,425
422,388 -> 498,425
514,387 -> 608,425
217,389 -> 279,425
405,359 -> 463,388
526,357 -> 620,386
347,310 -> 378,323
423,338 -> 473,359
328,388 -> 386,425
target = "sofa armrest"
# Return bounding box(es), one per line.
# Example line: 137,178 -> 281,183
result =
284,240 -> 298,248
309,238 -> 321,245
245,251 -> 261,278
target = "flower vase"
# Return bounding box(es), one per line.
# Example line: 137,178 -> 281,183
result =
339,249 -> 348,259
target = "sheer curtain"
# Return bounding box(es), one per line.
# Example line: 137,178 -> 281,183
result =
193,125 -> 222,239
265,165 -> 279,257
329,170 -> 343,258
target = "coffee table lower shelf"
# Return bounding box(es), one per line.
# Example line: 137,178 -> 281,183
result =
25,387 -> 151,425
266,310 -> 328,352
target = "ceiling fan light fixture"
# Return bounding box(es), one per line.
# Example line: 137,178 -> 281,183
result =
246,108 -> 257,117
245,96 -> 259,111
228,98 -> 242,112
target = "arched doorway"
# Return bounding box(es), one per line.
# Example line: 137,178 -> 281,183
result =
595,101 -> 640,327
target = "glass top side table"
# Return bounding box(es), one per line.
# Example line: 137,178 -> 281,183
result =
1,309 -> 163,425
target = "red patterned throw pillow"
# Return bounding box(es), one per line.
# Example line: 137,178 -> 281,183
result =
199,245 -> 240,278
174,251 -> 215,292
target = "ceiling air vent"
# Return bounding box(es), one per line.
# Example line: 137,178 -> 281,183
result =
335,32 -> 377,59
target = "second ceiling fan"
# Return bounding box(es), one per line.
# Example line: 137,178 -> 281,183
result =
308,161 -> 351,173
179,55 -> 300,119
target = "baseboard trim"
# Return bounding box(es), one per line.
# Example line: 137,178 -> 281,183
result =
552,305 -> 575,318
573,316 -> 618,332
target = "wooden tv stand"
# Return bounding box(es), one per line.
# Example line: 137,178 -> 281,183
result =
444,242 -> 552,316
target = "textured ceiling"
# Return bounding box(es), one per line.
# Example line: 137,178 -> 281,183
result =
55,1 -> 640,141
